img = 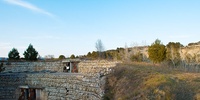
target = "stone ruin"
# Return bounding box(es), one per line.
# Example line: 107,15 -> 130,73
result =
0,60 -> 119,100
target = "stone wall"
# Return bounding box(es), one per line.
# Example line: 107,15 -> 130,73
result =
2,61 -> 63,72
0,72 -> 105,100
0,60 -> 119,100
78,60 -> 119,76
0,73 -> 26,99
2,60 -> 120,75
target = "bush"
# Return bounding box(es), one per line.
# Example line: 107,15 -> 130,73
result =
130,52 -> 143,62
148,39 -> 166,63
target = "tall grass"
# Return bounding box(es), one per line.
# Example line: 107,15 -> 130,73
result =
104,63 -> 200,100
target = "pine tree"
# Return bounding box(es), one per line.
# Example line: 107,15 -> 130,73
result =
23,44 -> 38,61
148,39 -> 166,63
8,48 -> 20,60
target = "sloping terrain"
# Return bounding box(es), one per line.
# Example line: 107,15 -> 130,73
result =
104,63 -> 200,100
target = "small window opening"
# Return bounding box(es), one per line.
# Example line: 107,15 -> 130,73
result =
18,87 -> 42,100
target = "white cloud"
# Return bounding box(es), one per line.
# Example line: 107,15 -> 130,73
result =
4,0 -> 54,17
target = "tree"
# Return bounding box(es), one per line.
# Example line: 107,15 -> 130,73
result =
75,56 -> 79,58
116,48 -> 124,60
91,51 -> 98,59
87,52 -> 92,58
124,43 -> 129,61
70,54 -> 75,59
45,55 -> 55,60
8,48 -> 20,60
95,39 -> 105,59
166,42 -> 182,67
23,44 -> 38,61
105,52 -> 113,60
59,55 -> 66,60
148,39 -> 166,63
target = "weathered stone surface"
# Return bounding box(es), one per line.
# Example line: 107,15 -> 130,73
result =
3,61 -> 63,72
0,60 -> 120,100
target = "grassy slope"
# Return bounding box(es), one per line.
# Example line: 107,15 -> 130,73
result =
104,63 -> 200,100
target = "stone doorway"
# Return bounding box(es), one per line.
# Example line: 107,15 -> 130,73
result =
62,59 -> 80,73
17,86 -> 44,100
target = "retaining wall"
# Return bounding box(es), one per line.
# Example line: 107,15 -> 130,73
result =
0,72 -> 105,100
2,61 -> 63,72
0,60 -> 119,100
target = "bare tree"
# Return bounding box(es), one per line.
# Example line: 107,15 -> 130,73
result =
95,39 -> 105,59
166,42 -> 182,67
141,40 -> 148,61
170,45 -> 176,67
45,55 -> 54,60
124,43 -> 129,62
131,42 -> 139,55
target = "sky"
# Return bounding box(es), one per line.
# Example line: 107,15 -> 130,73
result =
0,0 -> 200,58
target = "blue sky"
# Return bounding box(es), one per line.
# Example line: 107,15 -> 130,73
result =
0,0 -> 200,58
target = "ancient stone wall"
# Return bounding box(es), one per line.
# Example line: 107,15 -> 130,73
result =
0,72 -> 104,100
2,60 -> 119,75
78,60 -> 119,75
0,73 -> 26,99
0,60 -> 119,100
2,61 -> 63,72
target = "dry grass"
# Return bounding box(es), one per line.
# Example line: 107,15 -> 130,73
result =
103,63 -> 200,100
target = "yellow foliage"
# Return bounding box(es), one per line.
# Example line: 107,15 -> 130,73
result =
175,73 -> 200,81
144,74 -> 167,89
